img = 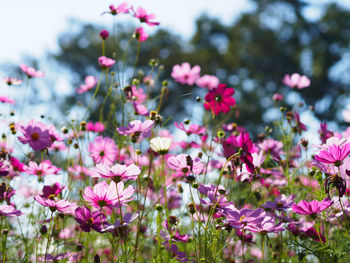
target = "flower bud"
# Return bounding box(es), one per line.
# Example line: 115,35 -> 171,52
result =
99,30 -> 109,40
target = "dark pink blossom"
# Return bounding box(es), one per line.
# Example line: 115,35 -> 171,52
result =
99,30 -> 109,40
86,121 -> 105,133
204,84 -> 235,115
0,96 -> 15,104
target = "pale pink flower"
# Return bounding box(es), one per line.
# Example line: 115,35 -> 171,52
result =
25,161 -> 60,177
171,62 -> 200,85
98,56 -> 115,69
107,2 -> 130,15
117,120 -> 153,142
196,74 -> 219,90
282,73 -> 310,89
91,163 -> 141,181
34,195 -> 75,213
20,64 -> 44,78
3,77 -> 22,86
77,76 -> 98,94
0,205 -> 22,217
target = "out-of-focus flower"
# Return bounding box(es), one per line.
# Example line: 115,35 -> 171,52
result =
88,136 -> 118,165
150,136 -> 172,154
77,76 -> 98,94
134,27 -> 148,42
34,195 -> 75,213
0,205 -> 22,217
3,77 -> 22,86
98,56 -> 115,69
25,161 -> 60,177
0,96 -> 15,104
262,194 -> 295,211
272,93 -> 283,101
204,83 -> 235,115
171,62 -> 200,85
132,6 -> 160,26
99,30 -> 109,40
107,2 -> 130,15
168,154 -> 204,177
282,73 -> 310,89
196,74 -> 219,90
174,122 -> 205,135
86,122 -> 105,133
20,64 -> 44,78
245,216 -> 284,234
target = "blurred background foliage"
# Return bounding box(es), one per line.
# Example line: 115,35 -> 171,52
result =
36,0 -> 350,134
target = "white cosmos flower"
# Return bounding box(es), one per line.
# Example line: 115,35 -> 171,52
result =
150,137 -> 172,154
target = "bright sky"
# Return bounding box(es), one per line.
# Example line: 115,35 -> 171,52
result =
0,0 -> 253,62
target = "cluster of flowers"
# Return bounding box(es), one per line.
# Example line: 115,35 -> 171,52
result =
1,2 -> 350,263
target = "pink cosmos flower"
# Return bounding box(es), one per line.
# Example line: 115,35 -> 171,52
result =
226,207 -> 266,229
107,2 -> 130,15
34,195 -> 75,213
41,183 -> 65,199
314,143 -> 350,166
134,27 -> 148,42
91,163 -> 141,181
292,198 -> 333,216
74,206 -> 107,233
272,93 -> 283,101
282,73 -> 310,89
117,120 -> 153,142
171,62 -> 200,85
0,96 -> 15,104
174,122 -> 205,135
258,138 -> 284,161
25,161 -> 60,177
88,136 -> 118,165
18,119 -> 54,151
83,181 -> 134,208
196,74 -> 219,90
20,64 -> 44,78
98,56 -> 115,69
132,6 -> 160,26
168,154 -> 204,177
262,194 -> 295,211
204,83 -> 235,115
133,101 -> 149,116
0,205 -> 22,217
86,122 -> 105,133
3,77 -> 22,86
77,76 -> 98,94
245,216 -> 284,234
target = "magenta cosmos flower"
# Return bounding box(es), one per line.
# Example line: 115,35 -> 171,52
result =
204,83 -> 235,115
314,143 -> 350,166
91,163 -> 141,181
83,181 -> 134,208
132,6 -> 160,26
74,206 -> 107,233
18,119 -> 54,151
282,73 -> 310,89
292,198 -> 333,216
196,74 -> 219,90
226,207 -> 266,229
0,96 -> 15,104
98,56 -> 115,69
171,62 -> 200,85
77,76 -> 98,94
134,27 -> 148,42
117,119 -> 153,142
0,205 -> 22,217
20,64 -> 44,78
107,2 -> 130,15
99,30 -> 109,40
86,122 -> 105,133
88,136 -> 118,165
